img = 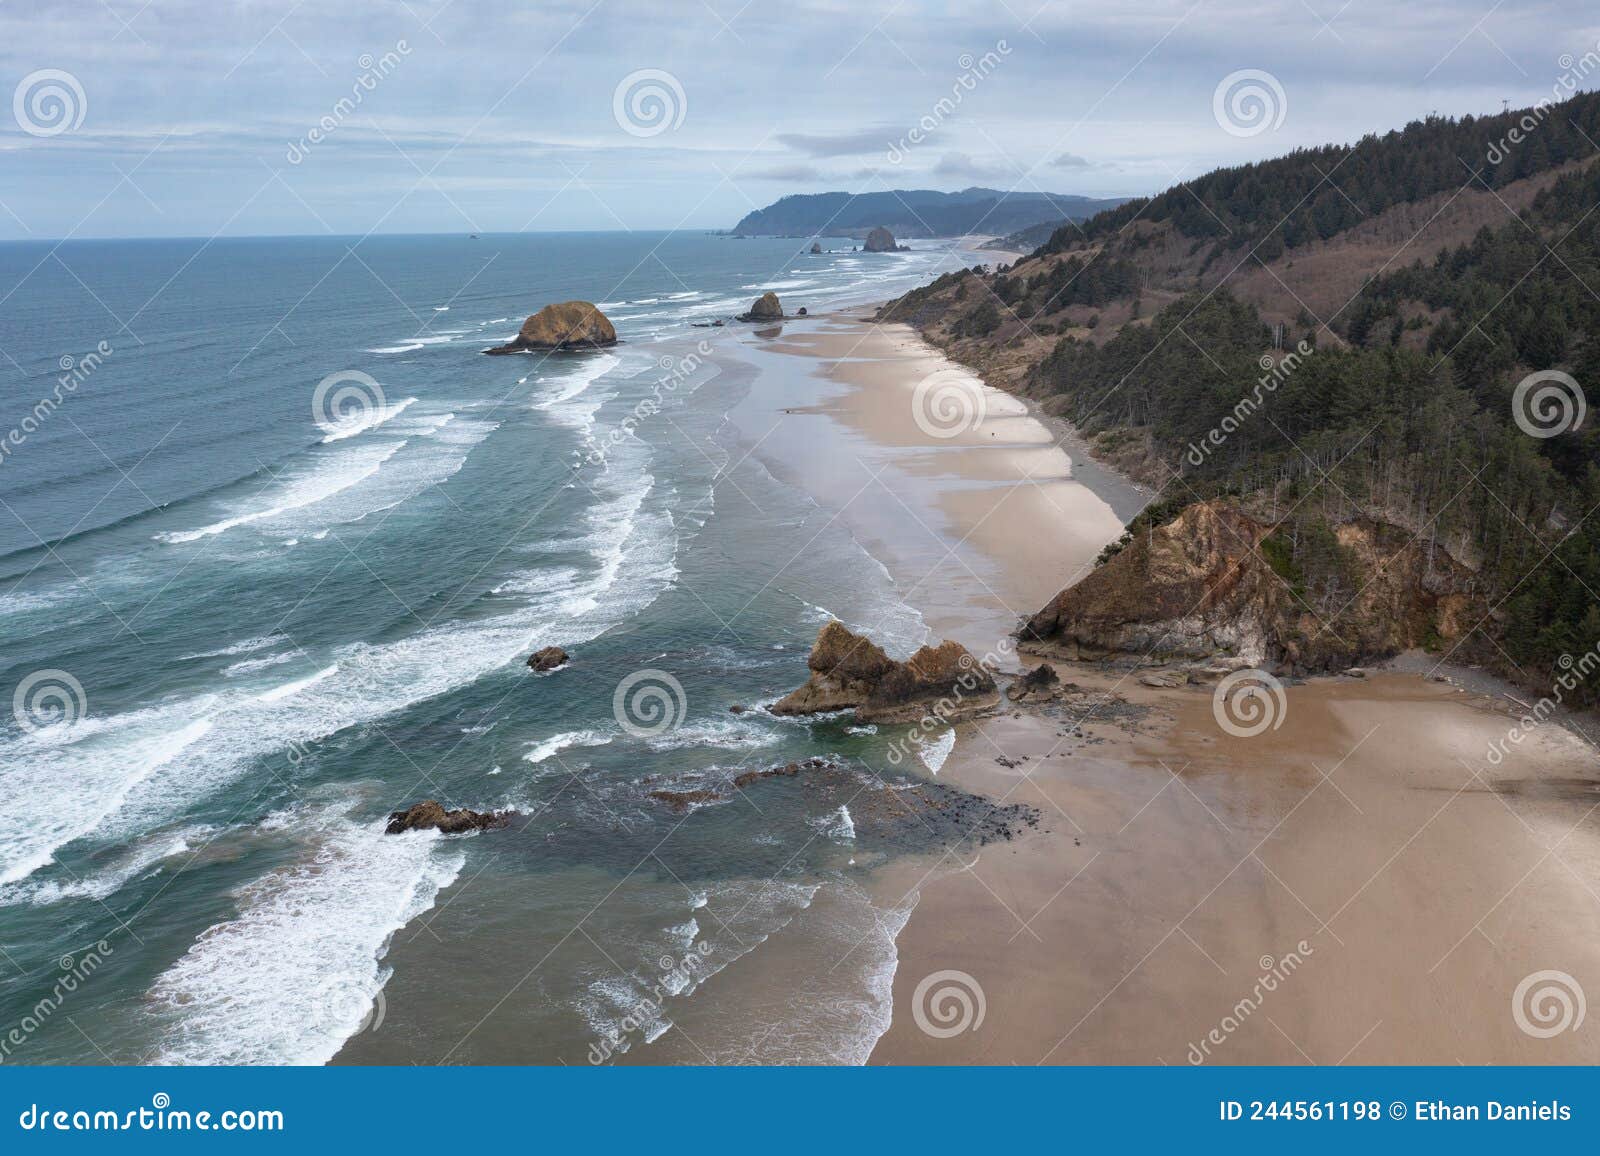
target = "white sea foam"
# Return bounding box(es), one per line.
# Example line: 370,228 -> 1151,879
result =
533,353 -> 619,412
0,465 -> 678,892
318,396 -> 417,443
149,806 -> 464,1065
918,729 -> 956,776
524,729 -> 613,765
0,714 -> 214,887
155,442 -> 403,543
221,651 -> 298,677
182,634 -> 290,660
2,822 -> 220,907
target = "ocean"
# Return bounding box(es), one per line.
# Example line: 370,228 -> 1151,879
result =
0,230 -> 996,1065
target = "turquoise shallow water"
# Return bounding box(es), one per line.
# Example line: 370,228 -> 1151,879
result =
0,230 -> 996,1065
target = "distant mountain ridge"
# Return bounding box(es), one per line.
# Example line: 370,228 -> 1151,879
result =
732,188 -> 1129,239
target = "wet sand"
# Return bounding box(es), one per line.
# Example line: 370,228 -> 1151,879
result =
747,309 -> 1600,1065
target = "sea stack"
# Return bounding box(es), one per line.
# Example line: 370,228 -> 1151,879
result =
771,621 -> 999,724
863,226 -> 897,252
484,301 -> 617,354
737,291 -> 783,321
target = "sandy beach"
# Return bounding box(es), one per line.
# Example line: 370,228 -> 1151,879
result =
744,309 -> 1600,1066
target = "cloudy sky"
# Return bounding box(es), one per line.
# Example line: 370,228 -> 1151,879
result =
2,0 -> 1596,239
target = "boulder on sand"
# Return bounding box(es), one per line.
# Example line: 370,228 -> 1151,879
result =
736,291 -> 783,322
863,226 -> 897,253
484,301 -> 617,354
771,621 -> 998,724
385,800 -> 508,835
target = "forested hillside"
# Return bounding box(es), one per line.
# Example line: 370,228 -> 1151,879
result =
878,90 -> 1600,702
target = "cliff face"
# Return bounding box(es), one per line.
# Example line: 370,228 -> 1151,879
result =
1021,500 -> 1482,674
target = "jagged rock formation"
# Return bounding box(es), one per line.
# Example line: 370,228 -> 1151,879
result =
484,301 -> 617,354
771,621 -> 998,723
737,291 -> 783,321
528,646 -> 569,672
863,226 -> 897,252
385,800 -> 509,835
1020,500 -> 1481,674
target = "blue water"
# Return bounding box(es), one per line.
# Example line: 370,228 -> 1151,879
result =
0,231 -> 992,1065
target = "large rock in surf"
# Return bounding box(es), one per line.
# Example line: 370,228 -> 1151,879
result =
385,800 -> 508,835
737,291 -> 783,321
863,226 -> 897,253
484,301 -> 617,354
528,645 -> 569,672
809,242 -> 822,254
771,621 -> 998,724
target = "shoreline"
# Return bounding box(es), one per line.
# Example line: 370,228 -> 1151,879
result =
742,304 -> 1600,1066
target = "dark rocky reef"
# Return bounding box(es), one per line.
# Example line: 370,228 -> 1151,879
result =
385,800 -> 509,835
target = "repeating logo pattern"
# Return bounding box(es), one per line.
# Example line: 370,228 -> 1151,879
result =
612,69 -> 687,138
1211,667 -> 1287,738
13,69 -> 86,137
1212,69 -> 1287,137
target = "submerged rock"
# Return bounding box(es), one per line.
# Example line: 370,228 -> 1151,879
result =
385,800 -> 509,835
528,645 -> 569,672
736,291 -> 783,321
484,301 -> 617,354
771,621 -> 998,724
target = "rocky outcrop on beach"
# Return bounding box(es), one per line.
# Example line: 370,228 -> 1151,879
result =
771,621 -> 999,723
528,645 -> 569,672
484,301 -> 617,354
1020,499 -> 1481,675
385,800 -> 509,835
737,291 -> 784,321
863,226 -> 898,252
